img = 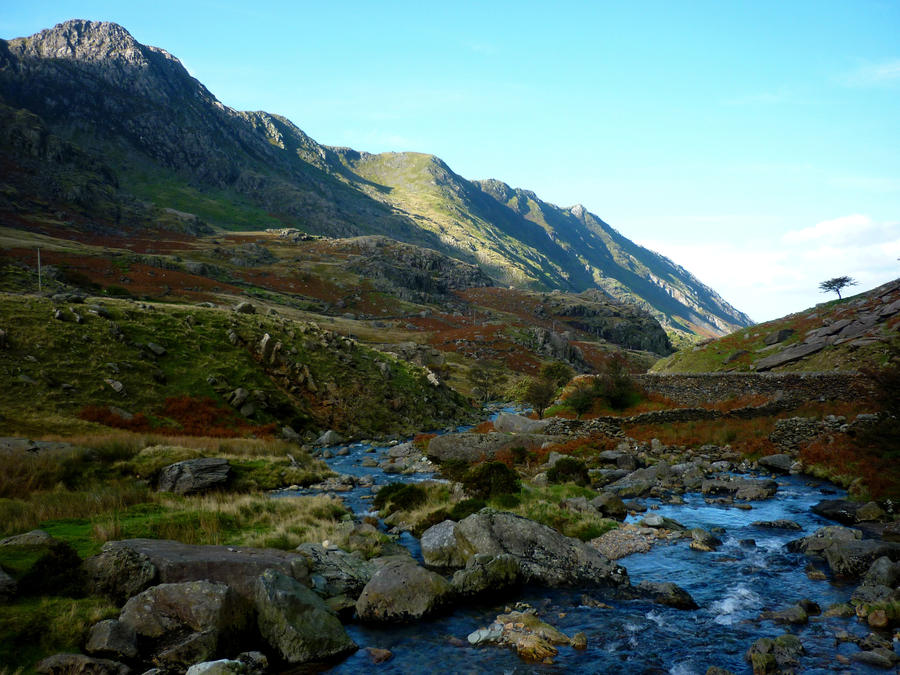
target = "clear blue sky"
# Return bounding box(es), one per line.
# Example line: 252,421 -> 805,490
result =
4,1 -> 899,321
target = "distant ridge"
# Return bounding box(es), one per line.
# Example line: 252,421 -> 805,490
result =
0,19 -> 752,339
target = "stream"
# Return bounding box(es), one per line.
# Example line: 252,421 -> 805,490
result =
286,411 -> 891,674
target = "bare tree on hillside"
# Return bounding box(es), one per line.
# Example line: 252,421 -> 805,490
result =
819,276 -> 857,300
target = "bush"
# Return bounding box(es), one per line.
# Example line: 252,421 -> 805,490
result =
436,458 -> 469,482
547,457 -> 590,486
373,483 -> 427,515
540,362 -> 575,388
565,381 -> 597,416
593,355 -> 640,411
448,498 -> 486,521
462,461 -> 520,499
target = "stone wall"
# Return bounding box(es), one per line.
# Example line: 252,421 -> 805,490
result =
635,372 -> 875,407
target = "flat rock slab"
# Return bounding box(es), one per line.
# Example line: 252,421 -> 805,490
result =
158,458 -> 230,494
756,342 -> 825,371
99,539 -> 309,600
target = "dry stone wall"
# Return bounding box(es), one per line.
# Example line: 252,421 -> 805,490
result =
635,372 -> 874,407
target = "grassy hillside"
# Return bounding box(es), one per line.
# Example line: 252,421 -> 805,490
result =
652,279 -> 900,373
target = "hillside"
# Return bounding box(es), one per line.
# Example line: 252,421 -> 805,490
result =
0,19 -> 751,341
652,278 -> 900,373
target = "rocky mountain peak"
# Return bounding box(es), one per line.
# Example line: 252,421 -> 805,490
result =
9,19 -> 167,66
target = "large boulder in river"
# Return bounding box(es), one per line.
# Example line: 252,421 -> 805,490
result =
426,432 -> 558,464
451,553 -> 523,598
119,581 -> 251,671
757,453 -> 794,473
420,520 -> 473,568
788,526 -> 900,579
492,413 -> 550,434
88,539 -> 308,601
421,511 -> 629,588
355,557 -> 453,623
254,569 -> 356,664
811,499 -> 862,525
158,458 -> 230,494
701,477 -> 777,501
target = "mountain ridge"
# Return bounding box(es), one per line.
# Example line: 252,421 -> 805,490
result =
0,19 -> 751,339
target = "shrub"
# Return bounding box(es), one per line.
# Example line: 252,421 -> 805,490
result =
448,498 -> 486,521
462,461 -> 520,499
565,381 -> 597,416
593,354 -> 640,410
541,362 -> 575,388
436,458 -> 470,482
373,483 -> 427,515
547,457 -> 590,486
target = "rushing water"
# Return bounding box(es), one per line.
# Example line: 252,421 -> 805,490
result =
288,416 -> 893,674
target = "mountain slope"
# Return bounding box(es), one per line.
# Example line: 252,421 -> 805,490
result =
0,19 -> 750,339
652,278 -> 900,373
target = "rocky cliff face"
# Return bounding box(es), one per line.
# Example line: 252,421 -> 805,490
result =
0,19 -> 751,339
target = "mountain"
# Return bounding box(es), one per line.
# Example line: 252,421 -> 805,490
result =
0,19 -> 751,340
652,278 -> 900,373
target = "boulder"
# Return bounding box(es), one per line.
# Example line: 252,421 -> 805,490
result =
119,581 -> 251,671
315,429 -> 344,446
701,478 -> 777,501
35,654 -> 131,675
812,499 -> 862,525
689,528 -> 722,552
467,608 -> 572,661
823,539 -> 900,579
761,603 -> 808,624
756,341 -> 825,371
254,569 -> 356,664
158,458 -> 231,495
426,432 -> 558,464
764,328 -> 794,345
233,302 -> 256,314
83,542 -> 158,603
589,492 -> 627,521
185,660 -> 245,675
757,454 -> 794,473
421,520 -> 474,568
745,634 -> 804,674
855,501 -> 887,522
492,413 -> 550,434
425,510 -> 629,588
86,620 -> 138,659
450,553 -> 522,597
634,581 -> 698,609
295,542 -> 375,599
355,557 -> 453,623
787,525 -> 862,556
751,520 -> 802,530
640,514 -> 687,531
89,539 -> 308,602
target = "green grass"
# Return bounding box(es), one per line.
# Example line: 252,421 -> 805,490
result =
0,293 -> 473,438
0,596 -> 118,673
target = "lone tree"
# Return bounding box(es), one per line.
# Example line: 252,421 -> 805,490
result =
819,276 -> 857,300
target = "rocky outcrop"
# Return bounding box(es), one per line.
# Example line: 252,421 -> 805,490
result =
355,557 -> 453,623
788,526 -> 900,579
294,542 -> 375,600
421,511 -> 629,588
253,569 -> 356,664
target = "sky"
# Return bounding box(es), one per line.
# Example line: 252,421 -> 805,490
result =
4,1 -> 899,322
